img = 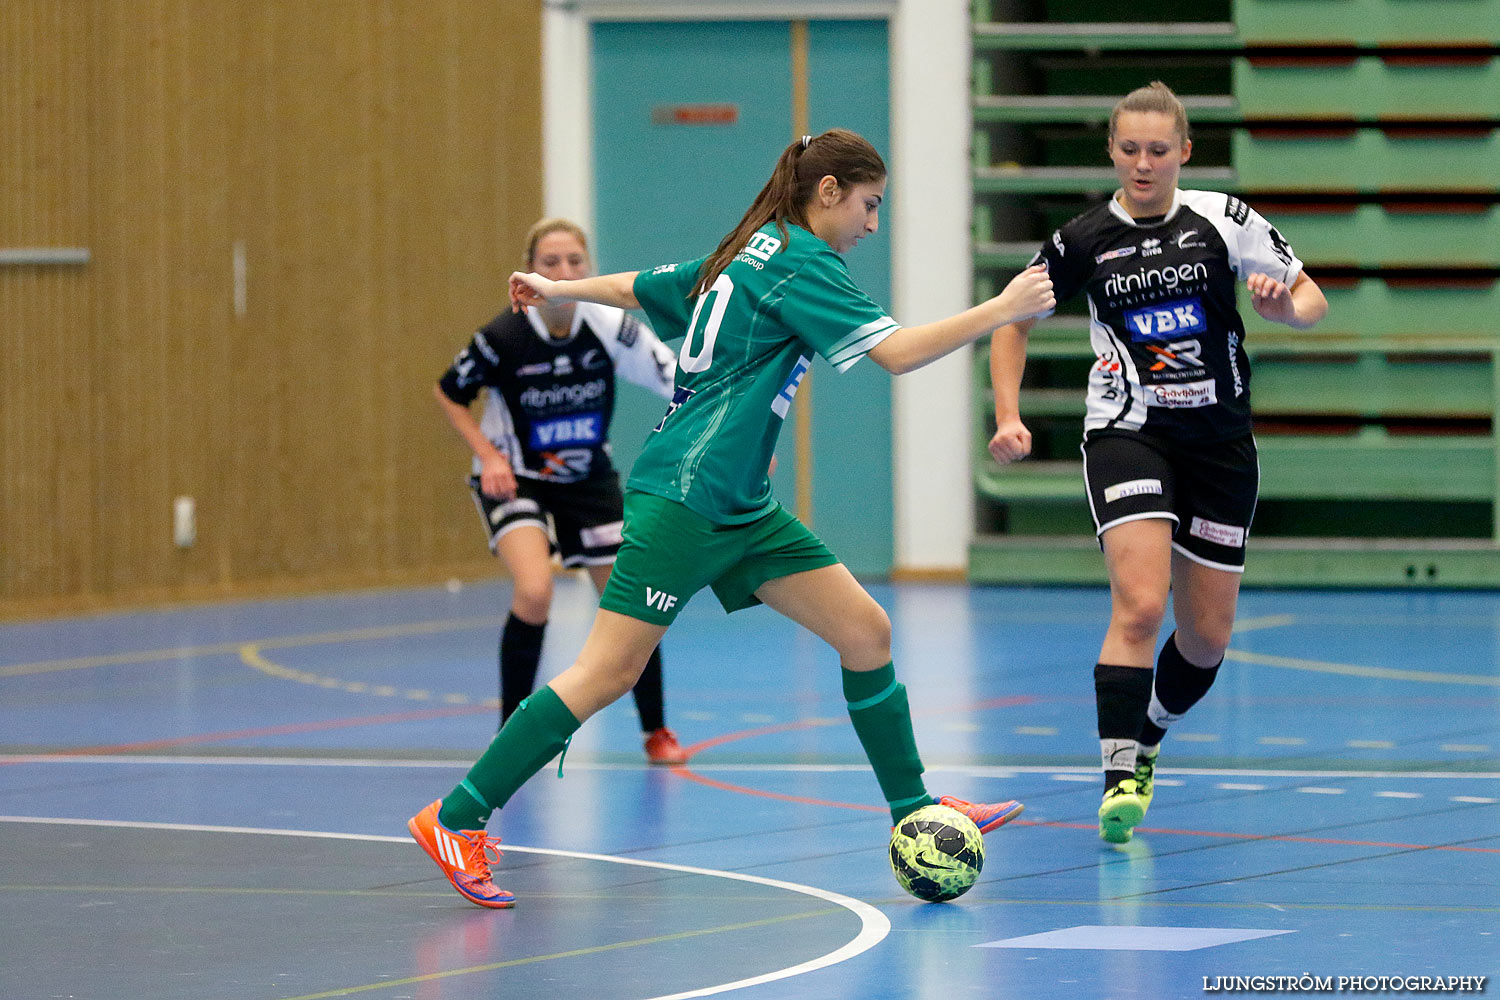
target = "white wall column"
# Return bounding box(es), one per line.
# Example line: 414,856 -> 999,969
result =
888,0 -> 974,573
541,3 -> 593,229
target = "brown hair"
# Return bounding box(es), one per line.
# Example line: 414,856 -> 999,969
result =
692,128 -> 886,296
524,217 -> 590,268
1109,81 -> 1190,145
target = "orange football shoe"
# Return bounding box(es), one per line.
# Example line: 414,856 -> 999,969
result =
644,727 -> 688,766
407,799 -> 515,908
936,795 -> 1025,834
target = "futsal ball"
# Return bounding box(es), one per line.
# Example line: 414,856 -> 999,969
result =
889,804 -> 984,902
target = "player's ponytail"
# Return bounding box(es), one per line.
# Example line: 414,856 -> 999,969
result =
692,128 -> 886,297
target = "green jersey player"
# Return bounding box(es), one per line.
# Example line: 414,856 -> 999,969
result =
409,128 -> 1055,909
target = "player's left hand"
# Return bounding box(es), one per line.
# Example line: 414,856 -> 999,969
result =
1247,272 -> 1295,325
508,271 -> 555,312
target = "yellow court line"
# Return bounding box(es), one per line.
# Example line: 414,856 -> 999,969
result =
1225,613 -> 1499,686
0,615 -> 506,678
277,908 -> 838,1000
1231,614 -> 1299,634
1222,648 -> 1500,687
238,642 -> 487,706
7,883 -> 1493,917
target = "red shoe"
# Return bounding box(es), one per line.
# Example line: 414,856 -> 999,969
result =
644,727 -> 688,766
937,795 -> 1025,834
407,799 -> 515,908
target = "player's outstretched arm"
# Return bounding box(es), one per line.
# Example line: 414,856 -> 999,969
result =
867,266 -> 1054,375
988,317 -> 1038,465
509,270 -> 642,312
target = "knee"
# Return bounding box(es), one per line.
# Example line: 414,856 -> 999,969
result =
1112,591 -> 1168,647
592,653 -> 649,704
1176,616 -> 1234,664
840,603 -> 892,670
510,575 -> 554,623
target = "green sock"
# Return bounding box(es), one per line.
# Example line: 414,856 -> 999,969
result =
438,684 -> 581,830
842,662 -> 933,825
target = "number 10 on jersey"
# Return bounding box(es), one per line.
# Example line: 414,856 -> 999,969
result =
680,274 -> 733,373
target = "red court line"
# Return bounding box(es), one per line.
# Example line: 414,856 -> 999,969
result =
0,704 -> 494,766
671,767 -> 886,814
673,695 -> 1036,817
673,702 -> 1499,855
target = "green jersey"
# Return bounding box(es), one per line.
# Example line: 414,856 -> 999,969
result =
630,222 -> 898,523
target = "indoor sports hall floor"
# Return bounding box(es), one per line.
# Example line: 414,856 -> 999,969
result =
2,577 -> 1496,999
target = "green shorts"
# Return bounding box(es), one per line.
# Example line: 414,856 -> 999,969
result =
599,491 -> 840,625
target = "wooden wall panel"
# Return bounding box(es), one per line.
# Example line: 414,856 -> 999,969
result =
88,1 -> 237,596
0,0 -> 542,617
0,1 -> 93,605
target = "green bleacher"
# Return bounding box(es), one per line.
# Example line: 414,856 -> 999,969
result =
969,0 -> 1500,588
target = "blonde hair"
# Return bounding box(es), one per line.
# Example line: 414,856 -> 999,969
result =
1109,81 -> 1190,145
693,128 -> 886,297
524,217 -> 590,268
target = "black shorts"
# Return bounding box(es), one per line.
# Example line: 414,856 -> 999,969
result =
1081,429 -> 1259,572
468,473 -> 625,568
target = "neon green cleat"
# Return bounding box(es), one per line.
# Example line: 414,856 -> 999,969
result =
1133,747 -> 1159,817
1098,778 -> 1145,844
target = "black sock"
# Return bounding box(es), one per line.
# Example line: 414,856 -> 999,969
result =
499,613 -> 546,727
631,646 -> 666,733
1095,662 -> 1154,789
1137,632 -> 1221,747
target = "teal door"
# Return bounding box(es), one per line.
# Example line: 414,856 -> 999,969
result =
592,18 -> 893,575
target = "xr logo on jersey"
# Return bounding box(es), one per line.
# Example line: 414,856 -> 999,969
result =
1146,339 -> 1204,372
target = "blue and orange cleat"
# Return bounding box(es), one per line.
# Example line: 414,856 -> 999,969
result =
937,795 -> 1025,833
408,799 -> 515,909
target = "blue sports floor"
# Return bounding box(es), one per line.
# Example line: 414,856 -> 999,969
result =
2,577 -> 1497,999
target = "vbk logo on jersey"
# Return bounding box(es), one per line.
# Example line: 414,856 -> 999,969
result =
530,412 -> 603,448
1125,296 -> 1207,342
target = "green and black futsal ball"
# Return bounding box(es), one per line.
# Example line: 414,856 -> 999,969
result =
889,804 -> 984,902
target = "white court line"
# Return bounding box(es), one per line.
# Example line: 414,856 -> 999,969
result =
3,756 -> 1499,781
0,815 -> 889,1000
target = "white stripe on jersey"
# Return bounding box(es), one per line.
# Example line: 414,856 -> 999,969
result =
476,387 -> 529,477
1084,297 -> 1147,433
826,317 -> 899,372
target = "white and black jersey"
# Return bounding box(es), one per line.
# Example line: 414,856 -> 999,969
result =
1031,189 -> 1303,442
438,302 -> 677,483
